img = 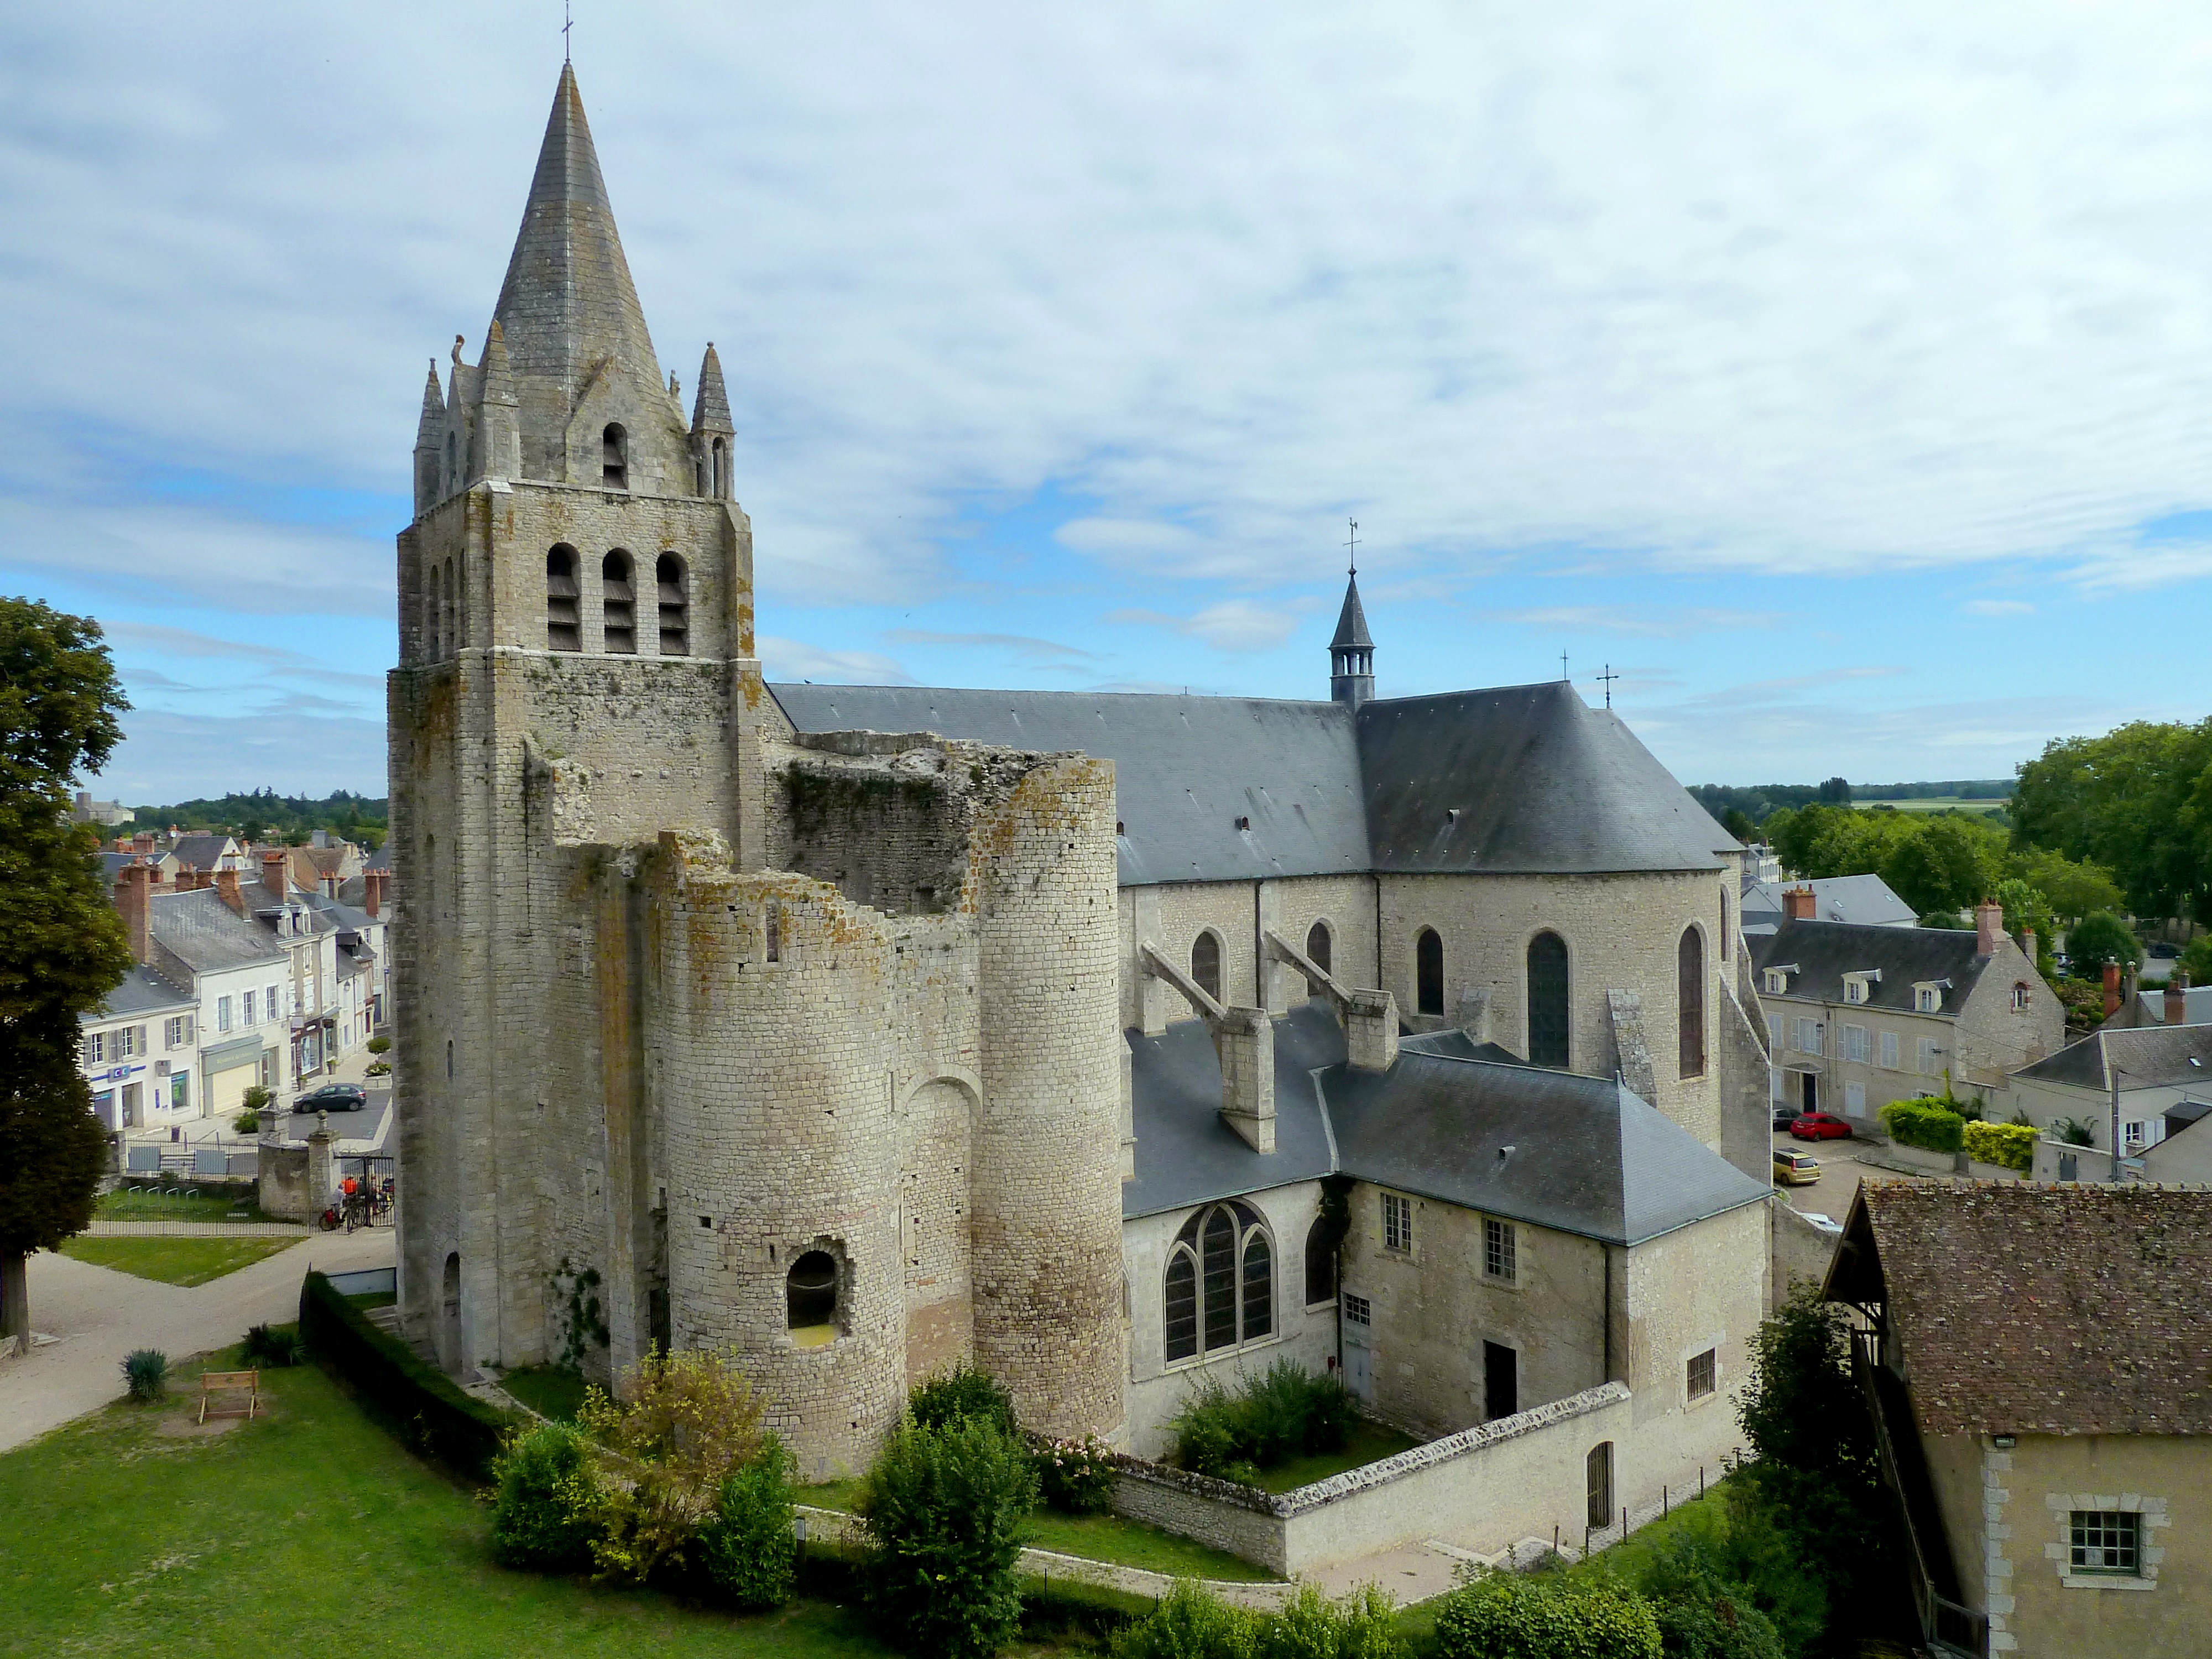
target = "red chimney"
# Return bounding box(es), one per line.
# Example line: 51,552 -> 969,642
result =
214,867 -> 244,915
262,848 -> 290,901
1975,900 -> 2005,958
132,831 -> 154,855
1782,885 -> 1817,922
2103,961 -> 2122,1019
2168,971 -> 2192,1027
363,868 -> 387,921
114,859 -> 154,964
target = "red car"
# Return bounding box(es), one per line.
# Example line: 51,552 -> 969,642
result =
1791,1112 -> 1853,1141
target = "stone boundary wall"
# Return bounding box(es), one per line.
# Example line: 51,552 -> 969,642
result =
1108,1383 -> 1637,1575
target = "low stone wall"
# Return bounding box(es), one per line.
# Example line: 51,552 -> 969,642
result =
1770,1197 -> 1839,1304
1108,1383 -> 1640,1575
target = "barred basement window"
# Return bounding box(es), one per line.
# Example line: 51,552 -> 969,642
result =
1528,931 -> 1569,1067
1163,1199 -> 1272,1360
1687,1347 -> 1716,1401
2069,1510 -> 2140,1575
1381,1191 -> 1412,1254
1484,1217 -> 1516,1284
602,422 -> 628,489
602,551 -> 636,653
1415,927 -> 1444,1014
1191,930 -> 1222,1001
1306,919 -> 1332,977
656,552 -> 689,656
546,546 -> 581,651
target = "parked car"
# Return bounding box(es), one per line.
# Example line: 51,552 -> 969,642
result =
1797,1211 -> 1844,1236
2150,942 -> 2180,959
1773,1149 -> 1823,1186
1791,1112 -> 1853,1141
294,1083 -> 368,1113
1772,1104 -> 1799,1131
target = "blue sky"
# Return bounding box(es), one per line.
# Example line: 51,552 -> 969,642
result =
4,3 -> 2210,802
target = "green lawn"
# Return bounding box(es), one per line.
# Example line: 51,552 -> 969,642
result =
799,1482 -> 1281,1584
1253,1418 -> 1421,1494
503,1363 -> 592,1423
59,1234 -> 299,1286
1,1352 -> 915,1658
98,1186 -> 278,1224
1570,1482 -> 1730,1588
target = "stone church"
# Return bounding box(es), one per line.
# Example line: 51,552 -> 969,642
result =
393,66 -> 1775,1482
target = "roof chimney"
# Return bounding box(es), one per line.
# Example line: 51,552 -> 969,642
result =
215,866 -> 244,915
114,859 -> 154,964
1975,900 -> 2005,958
2103,961 -> 2122,1019
1782,885 -> 1817,922
363,868 -> 387,921
262,848 -> 290,902
2168,971 -> 2192,1027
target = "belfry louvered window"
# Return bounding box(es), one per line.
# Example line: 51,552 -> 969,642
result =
1528,931 -> 1569,1067
602,422 -> 628,489
602,551 -> 635,654
545,546 -> 581,652
1163,1199 -> 1273,1363
656,552 -> 688,656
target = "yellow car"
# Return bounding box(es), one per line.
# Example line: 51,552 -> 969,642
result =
1773,1149 -> 1823,1186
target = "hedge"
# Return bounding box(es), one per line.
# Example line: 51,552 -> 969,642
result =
298,1270 -> 513,1477
1879,1097 -> 1964,1156
1963,1120 -> 2037,1172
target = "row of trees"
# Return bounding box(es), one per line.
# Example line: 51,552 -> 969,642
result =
123,787 -> 388,849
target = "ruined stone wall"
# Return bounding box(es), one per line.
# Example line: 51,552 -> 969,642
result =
1378,870 -> 1732,1147
1339,1181 -> 1608,1441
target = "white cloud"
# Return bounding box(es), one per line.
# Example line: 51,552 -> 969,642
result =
1961,598 -> 2036,616
757,635 -> 911,685
1107,599 -> 1305,652
1495,606 -> 1787,637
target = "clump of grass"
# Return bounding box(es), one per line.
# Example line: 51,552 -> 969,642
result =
121,1349 -> 168,1401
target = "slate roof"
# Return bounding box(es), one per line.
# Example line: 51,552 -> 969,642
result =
768,680 -> 1735,886
169,834 -> 237,872
147,887 -> 287,974
1123,1001 -> 1768,1245
1752,920 -> 2000,1015
1740,873 -> 1917,935
2129,985 -> 2212,1026
2016,1024 -> 2212,1093
1330,574 -> 1373,650
1833,1182 -> 2212,1436
80,964 -> 193,1025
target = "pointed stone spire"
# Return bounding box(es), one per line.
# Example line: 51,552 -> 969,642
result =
473,320 -> 520,482
413,362 -> 447,517
1329,572 -> 1373,653
416,361 -> 446,434
492,63 -> 666,480
692,343 -> 734,435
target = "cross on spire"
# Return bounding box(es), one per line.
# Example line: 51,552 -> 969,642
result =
1595,663 -> 1621,708
1344,517 -> 1359,578
563,0 -> 573,62
1559,649 -> 1569,682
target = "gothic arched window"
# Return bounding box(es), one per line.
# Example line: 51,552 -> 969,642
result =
602,550 -> 635,654
1191,930 -> 1223,1002
1416,927 -> 1444,1015
1164,1200 -> 1272,1361
545,546 -> 581,652
601,422 -> 628,489
656,552 -> 689,656
1303,1214 -> 1337,1307
1678,926 -> 1707,1079
1306,920 -> 1332,978
1528,931 -> 1569,1068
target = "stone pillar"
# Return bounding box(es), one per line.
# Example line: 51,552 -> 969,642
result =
1213,1006 -> 1276,1154
307,1113 -> 336,1215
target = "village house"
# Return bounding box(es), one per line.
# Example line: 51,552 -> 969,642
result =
1827,1182 -> 2212,1659
1739,872 -> 1917,938
77,964 -> 199,1131
2014,1020 -> 2212,1182
1752,901 -> 2060,1123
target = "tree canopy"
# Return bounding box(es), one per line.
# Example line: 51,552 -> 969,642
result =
2012,719 -> 2212,925
2064,911 -> 2142,973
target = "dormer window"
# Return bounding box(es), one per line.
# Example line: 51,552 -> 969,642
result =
1842,970 -> 1879,1005
601,423 -> 628,489
1914,982 -> 1944,1013
1763,969 -> 1790,996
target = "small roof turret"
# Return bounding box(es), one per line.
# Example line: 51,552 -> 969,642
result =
691,342 -> 733,435
1330,571 -> 1373,651
414,362 -> 445,442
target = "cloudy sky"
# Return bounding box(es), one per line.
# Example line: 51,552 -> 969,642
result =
7,3 -> 2211,802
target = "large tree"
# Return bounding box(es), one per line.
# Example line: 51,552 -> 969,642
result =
2012,721 -> 2212,925
0,599 -> 131,1345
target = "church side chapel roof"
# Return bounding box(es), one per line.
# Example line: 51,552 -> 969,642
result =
1123,1001 -> 1768,1245
768,680 -> 1736,884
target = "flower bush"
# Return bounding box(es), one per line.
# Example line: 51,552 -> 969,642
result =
1962,1119 -> 2037,1172
1034,1432 -> 1118,1514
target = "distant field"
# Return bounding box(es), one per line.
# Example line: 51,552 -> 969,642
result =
1854,796 -> 2008,816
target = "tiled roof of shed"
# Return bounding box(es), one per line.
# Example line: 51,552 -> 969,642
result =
1839,1182 -> 2212,1436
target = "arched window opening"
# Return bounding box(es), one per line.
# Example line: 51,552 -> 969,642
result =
1416,928 -> 1444,1015
545,546 -> 581,652
444,429 -> 457,494
1165,1200 -> 1272,1361
1306,920 -> 1332,978
656,553 -> 689,656
786,1250 -> 838,1333
711,436 -> 727,498
1527,931 -> 1570,1068
601,423 -> 628,489
602,550 -> 635,654
1191,931 -> 1223,1003
1303,1215 -> 1337,1306
1720,888 -> 1730,960
445,1038 -> 454,1080
1678,927 -> 1707,1079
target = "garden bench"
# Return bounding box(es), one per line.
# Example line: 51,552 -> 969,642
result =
198,1369 -> 260,1425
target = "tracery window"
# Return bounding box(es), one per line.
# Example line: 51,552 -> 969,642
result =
1163,1200 -> 1272,1363
1527,931 -> 1569,1067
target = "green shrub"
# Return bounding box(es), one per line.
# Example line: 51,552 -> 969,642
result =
909,1362 -> 1019,1436
1963,1120 -> 2036,1172
1035,1432 -> 1118,1515
698,1434 -> 798,1609
1652,1592 -> 1784,1659
859,1412 -> 1038,1659
1169,1361 -> 1358,1477
297,1270 -> 513,1477
233,1110 -> 260,1134
241,1322 -> 302,1367
489,1422 -> 603,1571
2053,1116 -> 2098,1147
1257,1582 -> 1406,1658
121,1349 -> 168,1401
1433,1573 -> 1661,1659
1112,1578 -> 1259,1658
1878,1096 -> 1964,1155
366,1034 -> 391,1055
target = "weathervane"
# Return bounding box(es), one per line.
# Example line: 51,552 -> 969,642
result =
1344,517 -> 1359,578
1595,664 -> 1620,708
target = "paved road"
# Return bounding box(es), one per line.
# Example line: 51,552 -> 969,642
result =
1771,1125 -> 1926,1225
0,1226 -> 393,1455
